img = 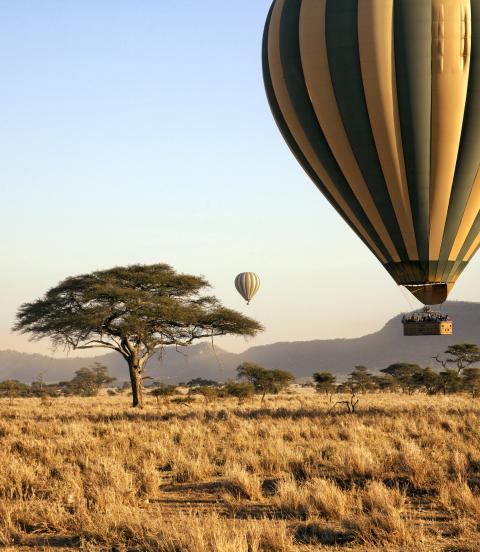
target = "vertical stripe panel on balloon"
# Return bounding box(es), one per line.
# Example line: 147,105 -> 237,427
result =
465,234 -> 480,260
267,0 -> 389,263
276,0 -> 394,263
440,0 -> 479,273
429,0 -> 471,264
443,210 -> 480,282
249,274 -> 254,299
298,0 -> 400,264
253,274 -> 260,296
262,1 -> 390,263
393,0 -> 432,267
460,211 -> 480,260
448,167 -> 480,261
263,3 -> 354,237
325,0 -> 408,265
357,0 -> 419,261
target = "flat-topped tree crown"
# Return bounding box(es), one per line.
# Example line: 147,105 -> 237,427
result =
13,263 -> 264,407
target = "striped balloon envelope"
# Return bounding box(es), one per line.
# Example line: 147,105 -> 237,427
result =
263,0 -> 480,305
235,273 -> 261,304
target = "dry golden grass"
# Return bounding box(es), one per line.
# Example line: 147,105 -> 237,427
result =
0,390 -> 479,551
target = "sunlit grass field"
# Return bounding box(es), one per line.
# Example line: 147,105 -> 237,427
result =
0,390 -> 479,551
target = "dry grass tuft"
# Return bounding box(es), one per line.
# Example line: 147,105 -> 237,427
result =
0,392 -> 478,551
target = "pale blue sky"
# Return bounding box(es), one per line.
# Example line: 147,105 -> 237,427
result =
1,1 -> 480,356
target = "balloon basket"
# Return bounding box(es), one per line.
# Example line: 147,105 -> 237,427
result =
402,306 -> 453,336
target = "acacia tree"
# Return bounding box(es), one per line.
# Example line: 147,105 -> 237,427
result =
411,367 -> 440,395
347,366 -> 376,394
434,344 -> 480,375
236,362 -> 295,402
438,370 -> 463,395
13,264 -> 263,408
0,380 -> 31,401
313,372 -> 337,397
60,363 -> 116,397
463,368 -> 480,398
381,363 -> 424,394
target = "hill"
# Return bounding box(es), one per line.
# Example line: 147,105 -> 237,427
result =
0,343 -> 236,385
239,300 -> 480,379
1,301 -> 479,383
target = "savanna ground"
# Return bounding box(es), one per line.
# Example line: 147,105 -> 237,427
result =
0,389 -> 479,552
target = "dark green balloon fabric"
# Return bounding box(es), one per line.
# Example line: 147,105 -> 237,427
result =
263,0 -> 480,303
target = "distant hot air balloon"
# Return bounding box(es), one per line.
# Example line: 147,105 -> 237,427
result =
263,0 -> 480,306
235,273 -> 260,304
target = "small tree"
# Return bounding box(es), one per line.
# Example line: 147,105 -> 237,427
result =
13,264 -> 263,408
150,384 -> 178,405
438,370 -> 463,395
60,364 -> 116,397
66,368 -> 98,396
0,380 -> 31,401
411,367 -> 440,395
188,385 -> 224,403
346,366 -> 376,394
224,381 -> 255,402
434,344 -> 480,375
31,371 -> 47,397
381,363 -> 423,394
90,362 -> 116,388
313,372 -> 337,395
237,362 -> 294,402
371,374 -> 397,392
462,368 -> 480,398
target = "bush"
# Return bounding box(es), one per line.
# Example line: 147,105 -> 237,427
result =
150,384 -> 178,396
223,381 -> 255,401
188,386 -> 225,403
150,384 -> 178,403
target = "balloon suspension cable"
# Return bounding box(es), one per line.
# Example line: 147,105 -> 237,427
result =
399,285 -> 415,311
406,286 -> 431,303
405,286 -> 444,312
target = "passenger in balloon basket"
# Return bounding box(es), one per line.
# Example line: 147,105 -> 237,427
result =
402,306 -> 453,336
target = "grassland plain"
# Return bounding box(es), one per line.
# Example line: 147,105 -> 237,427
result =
0,390 -> 479,551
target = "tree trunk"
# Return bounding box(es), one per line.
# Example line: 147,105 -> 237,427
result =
128,361 -> 144,408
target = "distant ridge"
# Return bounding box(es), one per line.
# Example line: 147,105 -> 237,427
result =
1,301 -> 479,383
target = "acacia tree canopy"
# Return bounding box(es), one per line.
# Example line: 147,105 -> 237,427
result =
434,344 -> 480,375
313,372 -> 337,394
13,264 -> 264,407
236,362 -> 295,400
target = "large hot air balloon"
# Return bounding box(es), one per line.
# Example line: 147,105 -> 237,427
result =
263,0 -> 480,306
235,273 -> 261,304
